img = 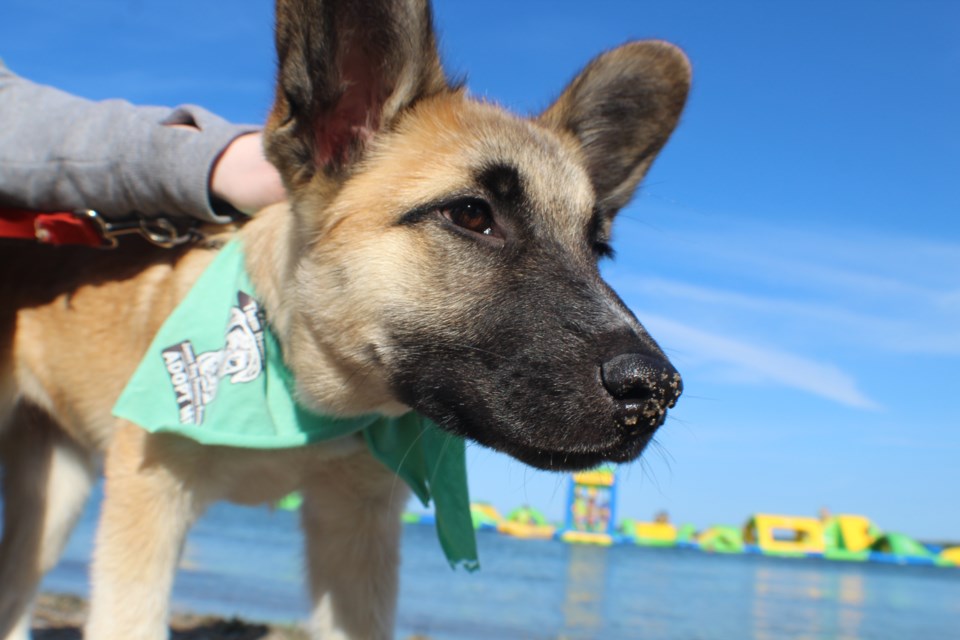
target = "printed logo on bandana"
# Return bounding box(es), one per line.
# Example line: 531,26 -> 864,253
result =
160,291 -> 266,425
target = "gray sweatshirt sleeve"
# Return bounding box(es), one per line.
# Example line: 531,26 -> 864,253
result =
0,61 -> 259,223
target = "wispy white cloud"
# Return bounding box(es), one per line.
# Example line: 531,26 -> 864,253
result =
616,276 -> 960,356
614,206 -> 960,297
606,209 -> 960,365
638,313 -> 882,411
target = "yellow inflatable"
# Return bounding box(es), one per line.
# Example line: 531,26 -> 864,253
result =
941,547 -> 960,567
498,520 -> 557,540
560,530 -> 613,546
744,514 -> 825,555
636,522 -> 676,542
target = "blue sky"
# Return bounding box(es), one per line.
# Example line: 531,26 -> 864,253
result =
4,1 -> 958,540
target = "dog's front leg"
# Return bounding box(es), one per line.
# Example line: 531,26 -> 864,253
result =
85,426 -> 200,640
0,406 -> 96,640
300,449 -> 410,640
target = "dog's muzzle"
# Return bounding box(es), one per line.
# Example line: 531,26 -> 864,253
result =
600,352 -> 683,435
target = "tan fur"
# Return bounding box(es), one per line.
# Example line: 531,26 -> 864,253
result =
0,2 -> 690,637
1,211 -> 409,639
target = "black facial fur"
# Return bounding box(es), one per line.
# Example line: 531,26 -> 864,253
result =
587,208 -> 615,259
476,163 -> 524,204
384,241 -> 679,471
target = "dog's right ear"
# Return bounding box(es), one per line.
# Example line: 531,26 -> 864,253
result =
264,0 -> 448,192
540,41 -> 691,219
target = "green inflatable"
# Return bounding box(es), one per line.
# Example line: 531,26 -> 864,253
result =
676,523 -> 698,545
870,533 -> 953,566
698,525 -> 744,554
506,505 -> 549,526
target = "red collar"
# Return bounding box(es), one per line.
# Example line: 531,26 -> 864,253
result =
0,208 -> 106,247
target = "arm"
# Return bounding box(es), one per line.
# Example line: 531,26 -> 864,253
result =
0,61 -> 282,222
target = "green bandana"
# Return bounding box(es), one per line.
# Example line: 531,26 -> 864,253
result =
113,240 -> 478,571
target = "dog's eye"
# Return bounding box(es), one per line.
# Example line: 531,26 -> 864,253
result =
441,200 -> 503,241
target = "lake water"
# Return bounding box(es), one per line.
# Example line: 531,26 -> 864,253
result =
41,484 -> 960,639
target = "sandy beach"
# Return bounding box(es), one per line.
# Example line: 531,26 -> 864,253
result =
33,593 -> 429,640
33,593 -> 304,640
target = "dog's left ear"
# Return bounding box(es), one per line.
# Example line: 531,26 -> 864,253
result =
540,41 -> 691,218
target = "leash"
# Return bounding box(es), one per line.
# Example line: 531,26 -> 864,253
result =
0,207 -> 199,249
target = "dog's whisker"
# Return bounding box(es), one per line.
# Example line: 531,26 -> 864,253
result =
386,418 -> 433,506
649,438 -> 675,478
428,430 -> 455,484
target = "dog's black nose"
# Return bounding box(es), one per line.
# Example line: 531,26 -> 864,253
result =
601,353 -> 682,432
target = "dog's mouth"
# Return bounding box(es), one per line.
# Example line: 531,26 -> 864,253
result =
489,424 -> 659,472
395,363 -> 677,473
469,391 -> 673,471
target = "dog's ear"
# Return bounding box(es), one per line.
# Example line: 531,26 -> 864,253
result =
540,41 -> 690,218
265,0 -> 448,191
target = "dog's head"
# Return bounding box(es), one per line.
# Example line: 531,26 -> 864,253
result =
262,0 -> 689,471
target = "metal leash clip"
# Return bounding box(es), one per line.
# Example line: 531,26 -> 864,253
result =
73,209 -> 201,249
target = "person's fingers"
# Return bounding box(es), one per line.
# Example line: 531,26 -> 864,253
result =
210,133 -> 285,215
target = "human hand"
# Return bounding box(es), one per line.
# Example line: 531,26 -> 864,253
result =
209,132 -> 286,216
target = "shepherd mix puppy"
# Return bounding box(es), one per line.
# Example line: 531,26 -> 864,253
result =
0,0 -> 689,638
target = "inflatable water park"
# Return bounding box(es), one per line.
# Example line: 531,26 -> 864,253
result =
404,468 -> 960,568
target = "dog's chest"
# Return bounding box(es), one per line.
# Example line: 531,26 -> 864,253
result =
194,434 -> 367,506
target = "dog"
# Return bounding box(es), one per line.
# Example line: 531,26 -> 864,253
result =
0,0 -> 689,638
